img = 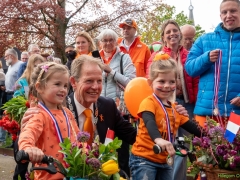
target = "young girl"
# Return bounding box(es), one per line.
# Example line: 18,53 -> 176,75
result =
18,62 -> 79,180
14,54 -> 45,98
129,52 -> 201,180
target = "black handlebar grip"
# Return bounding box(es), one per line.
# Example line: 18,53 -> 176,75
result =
153,144 -> 162,154
16,150 -> 49,164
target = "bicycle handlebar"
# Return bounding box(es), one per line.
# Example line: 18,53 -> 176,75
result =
16,150 -> 58,174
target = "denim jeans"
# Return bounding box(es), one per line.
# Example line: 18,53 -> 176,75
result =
172,98 -> 195,180
129,153 -> 173,180
0,127 -> 6,142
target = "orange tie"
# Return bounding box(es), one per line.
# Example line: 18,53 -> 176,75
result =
83,108 -> 93,145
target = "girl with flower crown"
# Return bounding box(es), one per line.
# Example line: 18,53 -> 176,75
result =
130,53 -> 201,180
18,62 -> 80,179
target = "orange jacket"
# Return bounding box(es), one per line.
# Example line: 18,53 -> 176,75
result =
118,36 -> 151,77
19,107 -> 80,180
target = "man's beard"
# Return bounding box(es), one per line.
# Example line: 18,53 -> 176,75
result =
6,58 -> 12,66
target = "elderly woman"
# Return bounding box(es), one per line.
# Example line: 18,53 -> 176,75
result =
97,29 -> 136,178
97,29 -> 136,104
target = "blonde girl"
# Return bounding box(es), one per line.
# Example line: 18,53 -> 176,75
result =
130,53 -> 201,180
14,54 -> 45,98
18,62 -> 79,180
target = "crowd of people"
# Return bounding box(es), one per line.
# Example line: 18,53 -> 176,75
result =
0,0 -> 240,179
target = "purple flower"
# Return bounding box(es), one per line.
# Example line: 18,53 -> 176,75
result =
93,150 -> 99,158
47,55 -> 54,62
202,137 -> 211,148
208,126 -> 224,137
92,143 -> 99,151
77,131 -> 90,142
192,137 -> 202,146
87,158 -> 101,169
216,145 -> 228,156
71,142 -> 77,148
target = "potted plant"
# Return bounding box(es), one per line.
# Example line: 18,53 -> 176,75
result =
187,117 -> 240,180
57,131 -> 123,180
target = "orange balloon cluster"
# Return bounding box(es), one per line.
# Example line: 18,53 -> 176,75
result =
124,77 -> 152,118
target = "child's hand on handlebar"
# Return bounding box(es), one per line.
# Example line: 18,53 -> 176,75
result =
154,138 -> 175,156
25,147 -> 44,163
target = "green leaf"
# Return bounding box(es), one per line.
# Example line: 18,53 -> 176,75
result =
99,144 -> 105,154
113,172 -> 120,180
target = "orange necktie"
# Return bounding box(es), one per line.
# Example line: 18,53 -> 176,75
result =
83,108 -> 93,145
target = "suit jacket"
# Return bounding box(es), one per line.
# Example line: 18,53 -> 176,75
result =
67,93 -> 136,145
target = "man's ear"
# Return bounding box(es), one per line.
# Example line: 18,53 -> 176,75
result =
147,78 -> 152,86
69,76 -> 77,90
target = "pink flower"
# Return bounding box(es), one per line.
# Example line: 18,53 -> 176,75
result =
41,65 -> 49,72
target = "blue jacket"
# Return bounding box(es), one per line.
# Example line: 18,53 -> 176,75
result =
185,23 -> 240,116
17,62 -> 27,79
13,78 -> 29,98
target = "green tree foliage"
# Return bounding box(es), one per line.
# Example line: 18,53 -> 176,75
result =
139,4 -> 205,45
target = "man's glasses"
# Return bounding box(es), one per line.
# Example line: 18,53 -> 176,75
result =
4,54 -> 11,59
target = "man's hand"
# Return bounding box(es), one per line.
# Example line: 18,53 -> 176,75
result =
209,49 -> 220,63
21,107 -> 40,129
175,103 -> 189,117
230,96 -> 240,106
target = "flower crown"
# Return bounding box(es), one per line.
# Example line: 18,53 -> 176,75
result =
153,51 -> 170,61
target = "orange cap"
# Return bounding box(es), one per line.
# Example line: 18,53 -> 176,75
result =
119,19 -> 138,29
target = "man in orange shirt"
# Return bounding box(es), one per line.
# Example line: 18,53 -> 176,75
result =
118,19 -> 151,77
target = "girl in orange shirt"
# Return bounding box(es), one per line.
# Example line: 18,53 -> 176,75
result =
18,62 -> 79,180
130,52 -> 201,180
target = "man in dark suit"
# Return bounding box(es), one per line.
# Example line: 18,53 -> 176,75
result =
67,93 -> 136,145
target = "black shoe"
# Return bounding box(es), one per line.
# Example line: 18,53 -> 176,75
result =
6,142 -> 14,148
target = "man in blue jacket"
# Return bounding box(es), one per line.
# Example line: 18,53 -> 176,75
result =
185,0 -> 240,126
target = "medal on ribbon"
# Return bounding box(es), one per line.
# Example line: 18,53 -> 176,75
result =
166,155 -> 174,166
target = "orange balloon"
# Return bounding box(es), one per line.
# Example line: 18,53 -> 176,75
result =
124,77 -> 152,118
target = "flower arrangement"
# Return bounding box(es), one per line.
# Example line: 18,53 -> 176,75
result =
57,131 -> 123,180
0,96 -> 29,141
187,117 -> 240,178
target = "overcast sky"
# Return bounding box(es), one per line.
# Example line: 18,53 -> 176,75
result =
164,0 -> 222,32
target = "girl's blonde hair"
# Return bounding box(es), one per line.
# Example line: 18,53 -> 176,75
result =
149,53 -> 178,81
0,61 -> 2,69
20,54 -> 45,84
30,62 -> 69,107
75,31 -> 96,52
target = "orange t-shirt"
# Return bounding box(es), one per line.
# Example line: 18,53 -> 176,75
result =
19,107 -> 80,180
131,95 -> 189,163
